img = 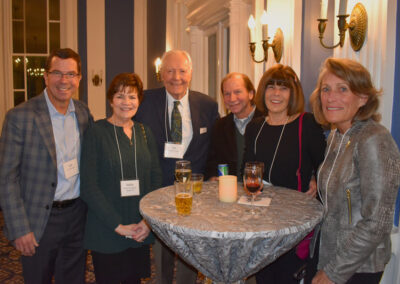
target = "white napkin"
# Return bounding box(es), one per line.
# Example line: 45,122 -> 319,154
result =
238,195 -> 271,207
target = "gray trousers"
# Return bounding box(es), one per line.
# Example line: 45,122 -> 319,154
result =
21,199 -> 87,284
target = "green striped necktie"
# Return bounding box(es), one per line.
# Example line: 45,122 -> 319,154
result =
171,101 -> 182,143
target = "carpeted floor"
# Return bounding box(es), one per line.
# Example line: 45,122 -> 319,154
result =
0,211 -> 208,283
0,211 -> 160,283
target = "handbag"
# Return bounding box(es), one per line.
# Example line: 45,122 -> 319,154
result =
295,112 -> 314,260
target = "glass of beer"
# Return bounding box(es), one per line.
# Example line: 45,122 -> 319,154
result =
191,173 -> 204,194
175,181 -> 193,216
175,160 -> 192,183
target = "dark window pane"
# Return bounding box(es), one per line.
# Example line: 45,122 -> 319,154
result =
26,56 -> 46,100
13,56 -> 25,89
14,91 -> 25,106
13,21 -> 24,53
49,23 -> 60,52
49,0 -> 60,20
12,0 -> 24,19
26,0 -> 47,53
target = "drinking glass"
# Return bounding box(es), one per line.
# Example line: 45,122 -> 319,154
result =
245,161 -> 265,182
245,161 -> 265,199
175,181 -> 193,216
243,166 -> 262,214
191,173 -> 204,194
175,160 -> 192,183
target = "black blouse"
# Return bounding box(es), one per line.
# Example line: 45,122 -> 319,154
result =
243,113 -> 326,192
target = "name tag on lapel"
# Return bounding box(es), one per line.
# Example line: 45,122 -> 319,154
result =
200,127 -> 207,134
164,142 -> 185,159
63,159 -> 79,179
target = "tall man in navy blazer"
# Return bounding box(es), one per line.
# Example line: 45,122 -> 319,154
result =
0,48 -> 92,283
135,49 -> 219,283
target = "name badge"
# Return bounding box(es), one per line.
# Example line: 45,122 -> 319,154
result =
63,159 -> 79,179
164,142 -> 184,159
200,127 -> 207,134
120,180 -> 140,197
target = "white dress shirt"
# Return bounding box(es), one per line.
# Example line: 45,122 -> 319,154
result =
44,89 -> 80,201
166,90 -> 193,154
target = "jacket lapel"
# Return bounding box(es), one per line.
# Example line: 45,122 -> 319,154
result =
159,88 -> 171,141
33,95 -> 57,167
187,91 -> 199,153
74,101 -> 88,143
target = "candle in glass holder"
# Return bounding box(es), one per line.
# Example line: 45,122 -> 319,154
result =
219,175 -> 237,203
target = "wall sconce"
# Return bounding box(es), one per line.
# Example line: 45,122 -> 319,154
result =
318,1 -> 367,51
154,57 -> 161,81
248,11 -> 284,63
91,70 -> 103,86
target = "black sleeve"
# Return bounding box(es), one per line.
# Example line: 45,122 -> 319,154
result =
204,119 -> 222,180
241,120 -> 259,177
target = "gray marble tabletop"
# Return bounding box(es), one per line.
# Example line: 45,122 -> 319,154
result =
140,181 -> 323,283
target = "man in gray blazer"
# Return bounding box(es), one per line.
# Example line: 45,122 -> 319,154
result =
0,48 -> 92,283
135,49 -> 219,284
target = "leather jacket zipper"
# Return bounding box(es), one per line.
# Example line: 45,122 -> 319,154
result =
346,189 -> 352,224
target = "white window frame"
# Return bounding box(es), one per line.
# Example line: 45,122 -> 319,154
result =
0,0 -> 77,127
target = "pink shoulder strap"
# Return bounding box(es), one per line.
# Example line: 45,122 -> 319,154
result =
297,112 -> 305,192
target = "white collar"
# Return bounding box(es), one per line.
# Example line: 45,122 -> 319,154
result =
166,89 -> 189,109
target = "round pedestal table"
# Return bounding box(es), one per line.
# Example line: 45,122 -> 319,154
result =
140,181 -> 323,283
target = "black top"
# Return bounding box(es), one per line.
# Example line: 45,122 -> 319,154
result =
243,113 -> 326,192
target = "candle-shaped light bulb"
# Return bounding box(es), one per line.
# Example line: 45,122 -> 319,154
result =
248,15 -> 256,43
320,0 -> 328,19
260,10 -> 268,41
338,0 -> 347,15
155,57 -> 161,73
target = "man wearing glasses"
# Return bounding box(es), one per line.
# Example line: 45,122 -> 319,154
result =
0,48 -> 92,283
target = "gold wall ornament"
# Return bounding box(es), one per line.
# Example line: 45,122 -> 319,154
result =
317,2 -> 367,52
348,3 -> 367,52
272,28 -> 283,63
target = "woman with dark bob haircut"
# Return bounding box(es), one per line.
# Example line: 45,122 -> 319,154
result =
310,58 -> 400,284
243,64 -> 326,284
80,73 -> 162,283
